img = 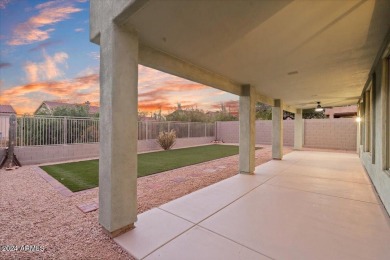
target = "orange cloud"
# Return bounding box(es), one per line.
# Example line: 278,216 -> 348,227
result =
0,74 -> 99,114
8,1 -> 81,45
211,100 -> 239,111
4,64 -> 236,114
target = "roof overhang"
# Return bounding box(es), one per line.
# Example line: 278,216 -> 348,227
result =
90,0 -> 390,110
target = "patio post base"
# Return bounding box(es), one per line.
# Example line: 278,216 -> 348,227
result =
239,171 -> 254,175
102,223 -> 135,238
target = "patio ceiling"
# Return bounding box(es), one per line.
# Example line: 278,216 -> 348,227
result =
113,0 -> 390,109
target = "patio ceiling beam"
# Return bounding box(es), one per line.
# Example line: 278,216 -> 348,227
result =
282,104 -> 297,114
139,45 -> 242,96
255,93 -> 296,114
140,45 -> 299,113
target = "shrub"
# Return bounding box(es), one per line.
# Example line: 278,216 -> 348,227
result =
156,130 -> 176,150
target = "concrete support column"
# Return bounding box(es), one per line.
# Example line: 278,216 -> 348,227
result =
294,109 -> 303,150
99,23 -> 138,237
356,104 -> 361,154
239,85 -> 256,174
272,99 -> 283,159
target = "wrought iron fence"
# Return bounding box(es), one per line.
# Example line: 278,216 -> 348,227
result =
15,115 -> 99,147
137,121 -> 215,140
0,115 -> 215,147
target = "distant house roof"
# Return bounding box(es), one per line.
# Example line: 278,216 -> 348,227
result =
325,105 -> 357,119
0,104 -> 16,114
34,101 -> 99,115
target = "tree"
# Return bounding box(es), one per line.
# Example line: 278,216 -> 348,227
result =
256,103 -> 272,120
166,108 -> 208,122
302,108 -> 326,119
35,105 -> 99,117
209,111 -> 238,122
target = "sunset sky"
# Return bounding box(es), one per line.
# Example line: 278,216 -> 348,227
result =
0,0 -> 238,115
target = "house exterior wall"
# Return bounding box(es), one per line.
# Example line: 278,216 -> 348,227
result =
0,115 -> 11,142
216,119 -> 356,150
325,105 -> 357,118
359,40 -> 390,215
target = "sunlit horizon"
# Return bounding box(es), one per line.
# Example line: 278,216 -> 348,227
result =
0,0 -> 238,115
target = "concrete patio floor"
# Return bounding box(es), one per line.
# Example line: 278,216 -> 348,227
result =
115,151 -> 390,260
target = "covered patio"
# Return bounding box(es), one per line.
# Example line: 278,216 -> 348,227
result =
114,150 -> 390,259
89,0 -> 390,259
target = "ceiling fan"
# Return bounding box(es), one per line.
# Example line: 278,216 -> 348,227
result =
296,96 -> 359,109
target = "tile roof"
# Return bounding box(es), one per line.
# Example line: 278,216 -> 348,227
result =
0,104 -> 16,114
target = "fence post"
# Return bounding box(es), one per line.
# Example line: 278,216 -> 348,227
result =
204,123 -> 207,137
63,117 -> 67,145
145,121 -> 148,140
20,117 -> 23,146
4,114 -> 20,168
188,122 -> 190,138
215,121 -> 217,140
168,121 -> 170,132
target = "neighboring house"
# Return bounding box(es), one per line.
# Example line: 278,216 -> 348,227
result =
34,101 -> 99,116
324,105 -> 357,119
0,104 -> 16,143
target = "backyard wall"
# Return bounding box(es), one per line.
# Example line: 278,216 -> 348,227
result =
138,137 -> 214,152
216,120 -> 294,146
304,119 -> 357,150
216,119 -> 357,150
1,119 -> 357,166
0,137 -> 215,165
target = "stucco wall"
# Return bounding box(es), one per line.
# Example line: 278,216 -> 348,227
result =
216,119 -> 356,150
14,144 -> 100,165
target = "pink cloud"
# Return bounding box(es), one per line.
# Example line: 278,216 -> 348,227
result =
29,40 -> 62,52
0,74 -> 99,114
8,1 -> 82,45
24,51 -> 68,82
0,0 -> 11,9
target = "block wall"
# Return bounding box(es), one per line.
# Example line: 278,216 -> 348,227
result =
217,120 -> 294,146
304,119 -> 357,150
217,119 -> 356,150
1,137 -> 215,165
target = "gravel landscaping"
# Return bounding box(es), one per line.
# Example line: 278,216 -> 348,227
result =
0,145 -> 292,259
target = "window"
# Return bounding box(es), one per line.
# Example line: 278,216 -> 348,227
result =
364,87 -> 371,153
371,73 -> 376,163
387,57 -> 390,170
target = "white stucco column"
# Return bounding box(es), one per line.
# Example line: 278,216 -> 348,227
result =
272,99 -> 283,159
239,85 -> 256,174
99,22 -> 138,237
294,109 -> 303,150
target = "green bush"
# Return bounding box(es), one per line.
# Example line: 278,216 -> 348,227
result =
156,130 -> 176,150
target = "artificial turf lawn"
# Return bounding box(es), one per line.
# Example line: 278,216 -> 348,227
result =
41,144 -> 260,192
